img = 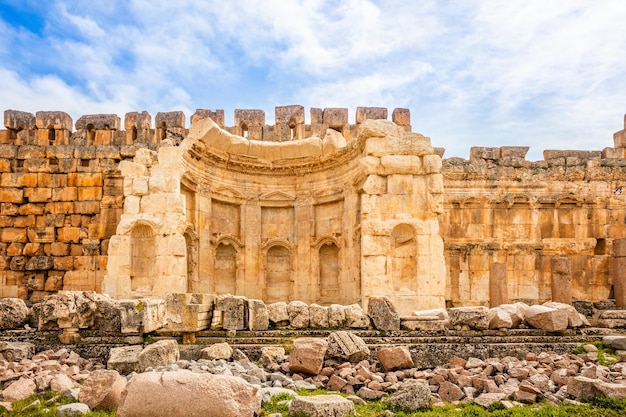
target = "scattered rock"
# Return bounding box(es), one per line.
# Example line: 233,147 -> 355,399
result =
0,298 -> 30,329
78,369 -> 125,411
260,346 -> 286,367
201,342 -> 233,361
377,346 -> 414,371
289,338 -> 328,375
107,346 -> 142,375
288,394 -> 355,417
57,402 -> 91,416
138,339 -> 179,371
386,379 -> 431,411
603,336 -> 626,351
2,377 -> 36,401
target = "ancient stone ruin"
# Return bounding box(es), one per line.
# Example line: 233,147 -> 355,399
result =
1,107 -> 626,316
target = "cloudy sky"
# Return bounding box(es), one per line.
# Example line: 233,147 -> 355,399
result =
1,0 -> 625,159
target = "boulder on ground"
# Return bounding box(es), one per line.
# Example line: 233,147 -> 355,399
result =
57,403 -> 91,417
386,379 -> 431,411
377,346 -> 414,371
0,341 -> 34,361
78,369 -> 125,411
260,346 -> 286,367
288,394 -> 355,417
1,377 -> 36,401
107,346 -> 142,375
568,375 -> 626,400
448,306 -> 489,330
117,370 -> 261,417
288,337 -> 328,375
0,298 -> 29,329
138,339 -> 179,371
525,305 -> 568,332
367,297 -> 400,331
326,331 -> 370,362
201,342 -> 233,360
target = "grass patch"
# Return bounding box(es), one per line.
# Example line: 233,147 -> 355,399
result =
260,392 -> 626,417
573,341 -> 621,366
1,392 -> 114,417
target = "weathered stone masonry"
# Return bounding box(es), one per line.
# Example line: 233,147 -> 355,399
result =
1,107 -> 626,315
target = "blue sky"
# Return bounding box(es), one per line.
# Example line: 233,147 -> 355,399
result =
1,0 -> 625,159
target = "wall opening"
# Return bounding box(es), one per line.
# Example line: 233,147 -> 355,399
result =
241,122 -> 249,138
319,243 -> 339,304
48,128 -> 55,145
595,238 -> 607,256
266,245 -> 291,303
130,224 -> 156,295
215,243 -> 237,294
86,124 -> 95,145
288,118 -> 297,140
131,126 -> 137,142
391,224 -> 417,293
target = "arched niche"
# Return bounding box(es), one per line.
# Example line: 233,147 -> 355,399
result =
391,223 -> 417,293
215,242 -> 237,294
318,242 -> 340,304
265,244 -> 291,303
130,224 -> 156,295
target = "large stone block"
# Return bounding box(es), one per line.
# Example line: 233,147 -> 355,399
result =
35,111 -> 72,130
4,110 -> 35,130
367,296 -> 400,331
75,114 -> 121,131
216,295 -> 248,330
288,337 -> 328,375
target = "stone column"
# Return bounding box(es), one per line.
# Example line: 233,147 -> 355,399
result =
613,238 -> 626,307
551,257 -> 572,304
489,262 -> 508,307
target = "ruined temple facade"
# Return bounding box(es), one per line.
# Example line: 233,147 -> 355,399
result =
1,107 -> 626,315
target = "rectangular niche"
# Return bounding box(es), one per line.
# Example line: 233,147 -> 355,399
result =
315,200 -> 343,238
211,200 -> 240,238
261,207 -> 294,241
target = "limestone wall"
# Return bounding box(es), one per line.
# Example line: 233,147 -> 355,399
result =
2,107 -> 626,315
441,129 -> 626,306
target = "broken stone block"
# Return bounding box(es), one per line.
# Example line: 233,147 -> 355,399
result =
138,339 -> 179,372
377,346 -> 414,371
344,304 -> 370,328
326,331 -> 370,362
367,296 -> 400,331
525,304 -> 568,332
200,342 -> 233,361
386,379 -> 431,411
216,295 -> 248,331
328,304 -> 347,328
260,346 -> 285,367
448,306 -> 489,330
288,301 -> 310,329
78,369 -> 125,411
248,299 -> 269,331
107,345 -> 142,375
75,114 -> 121,131
165,293 -> 215,332
288,394 -> 355,417
119,298 -> 167,334
267,301 -> 289,328
0,297 -> 29,329
4,110 -> 35,130
309,304 -> 329,328
0,341 -> 34,361
288,337 -> 328,375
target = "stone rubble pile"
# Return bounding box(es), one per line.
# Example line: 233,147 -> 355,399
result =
2,333 -> 626,415
1,293 -> 616,338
